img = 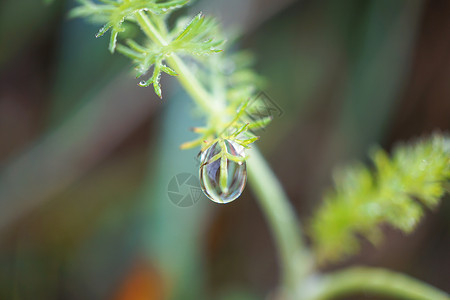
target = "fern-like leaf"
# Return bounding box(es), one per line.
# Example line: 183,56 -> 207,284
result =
169,13 -> 224,55
114,12 -> 223,97
70,0 -> 189,53
310,134 -> 450,263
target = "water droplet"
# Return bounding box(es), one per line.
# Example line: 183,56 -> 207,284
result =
138,81 -> 148,87
199,140 -> 247,204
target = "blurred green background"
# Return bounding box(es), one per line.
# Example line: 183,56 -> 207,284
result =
0,0 -> 449,299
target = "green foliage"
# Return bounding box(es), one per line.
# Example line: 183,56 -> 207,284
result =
116,38 -> 176,98
68,1 -> 450,298
66,2 -> 450,299
169,13 -> 223,55
70,0 -> 223,98
71,0 -> 269,148
178,37 -> 269,151
70,0 -> 189,53
310,134 -> 450,263
115,13 -> 223,97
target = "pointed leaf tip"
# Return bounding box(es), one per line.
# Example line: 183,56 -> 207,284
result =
153,82 -> 162,98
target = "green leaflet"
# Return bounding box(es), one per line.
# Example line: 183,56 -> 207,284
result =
71,0 -> 267,149
71,0 -> 224,98
169,13 -> 224,55
178,38 -> 269,151
115,13 -> 223,97
70,0 -> 189,53
310,134 -> 450,263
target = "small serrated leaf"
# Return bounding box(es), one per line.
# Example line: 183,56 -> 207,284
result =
109,30 -> 119,53
96,23 -> 112,38
161,65 -> 178,76
169,12 -> 223,56
247,117 -> 272,131
154,0 -> 190,13
175,12 -> 203,42
71,0 -> 191,53
116,44 -> 144,60
126,39 -> 148,53
153,80 -> 162,98
236,137 -> 259,148
152,63 -> 162,98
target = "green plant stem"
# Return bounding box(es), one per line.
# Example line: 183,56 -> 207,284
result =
135,10 -> 312,293
247,147 -> 312,292
309,267 -> 450,300
132,10 -> 449,300
135,11 -> 219,115
167,55 -> 222,114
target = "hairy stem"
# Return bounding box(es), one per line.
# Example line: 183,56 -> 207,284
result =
135,9 -> 312,293
247,147 -> 312,292
309,267 -> 450,300
135,11 -> 219,115
132,10 -> 449,300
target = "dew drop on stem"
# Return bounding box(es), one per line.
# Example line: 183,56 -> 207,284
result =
199,140 -> 247,204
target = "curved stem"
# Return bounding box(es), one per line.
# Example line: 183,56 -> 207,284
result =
135,9 -> 313,293
166,55 -> 218,115
135,11 -> 219,115
132,9 -> 450,300
135,9 -> 312,293
247,147 -> 313,292
310,267 -> 450,300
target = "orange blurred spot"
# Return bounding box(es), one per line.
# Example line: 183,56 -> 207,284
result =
114,259 -> 165,300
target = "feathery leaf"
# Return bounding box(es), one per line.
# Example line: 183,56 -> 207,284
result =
310,134 -> 450,263
70,0 -> 190,52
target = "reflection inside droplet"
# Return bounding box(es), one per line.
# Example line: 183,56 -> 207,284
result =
199,140 -> 247,204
